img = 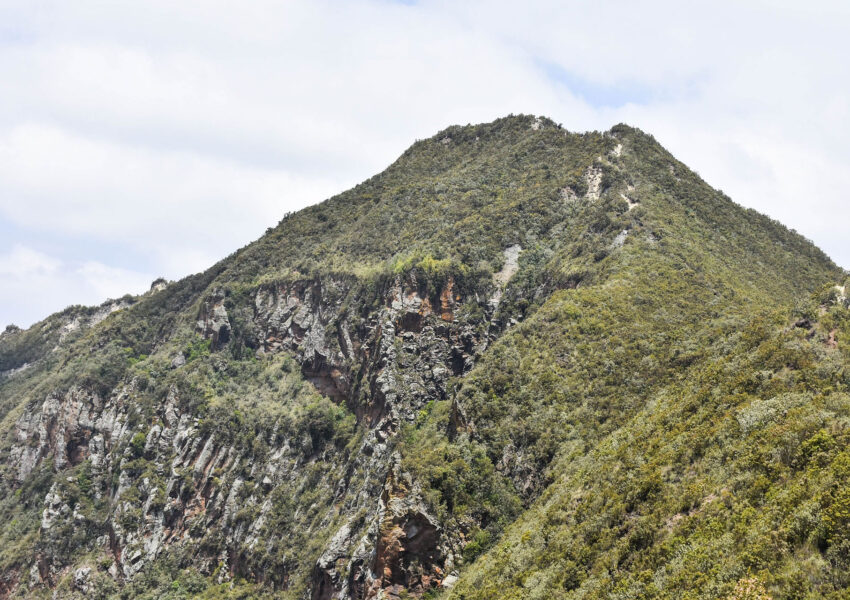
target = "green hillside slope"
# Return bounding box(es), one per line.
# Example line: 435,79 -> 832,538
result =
0,115 -> 844,600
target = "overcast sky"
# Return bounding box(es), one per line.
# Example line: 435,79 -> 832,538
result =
1,0 -> 848,328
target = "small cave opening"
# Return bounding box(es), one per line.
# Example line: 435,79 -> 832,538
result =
450,349 -> 466,376
65,429 -> 90,466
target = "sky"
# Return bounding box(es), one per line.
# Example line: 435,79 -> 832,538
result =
1,0 -> 848,328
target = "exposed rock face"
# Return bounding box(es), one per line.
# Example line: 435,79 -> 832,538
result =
196,289 -> 232,349
312,461 -> 452,600
252,275 -> 484,426
585,165 -> 603,200
489,245 -> 521,308
835,284 -> 849,307
73,567 -> 92,594
0,361 -> 30,379
149,278 -> 169,293
6,271 -> 505,599
367,468 -> 448,599
249,274 -> 492,596
11,387 -> 129,482
61,298 -> 133,341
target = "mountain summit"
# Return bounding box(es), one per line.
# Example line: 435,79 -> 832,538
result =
0,115 -> 847,599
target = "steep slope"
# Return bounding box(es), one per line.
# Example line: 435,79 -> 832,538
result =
0,115 -> 842,599
448,282 -> 850,600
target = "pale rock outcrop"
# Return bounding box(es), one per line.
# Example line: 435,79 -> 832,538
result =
73,567 -> 92,594
489,245 -> 521,307
585,166 -> 603,200
10,387 -> 131,481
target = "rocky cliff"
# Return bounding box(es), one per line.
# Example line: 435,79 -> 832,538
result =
3,271 -> 493,596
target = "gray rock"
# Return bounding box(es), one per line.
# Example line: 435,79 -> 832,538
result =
73,566 -> 92,594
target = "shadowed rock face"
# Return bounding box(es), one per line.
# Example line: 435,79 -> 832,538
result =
371,491 -> 444,598
197,289 -> 231,350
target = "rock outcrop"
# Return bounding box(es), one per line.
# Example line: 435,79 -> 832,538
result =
5,267 -> 510,599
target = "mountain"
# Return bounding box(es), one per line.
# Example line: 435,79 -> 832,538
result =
0,115 -> 847,600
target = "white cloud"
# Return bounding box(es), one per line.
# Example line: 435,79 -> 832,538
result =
0,123 -> 344,267
0,245 -> 60,278
0,0 -> 847,328
0,245 -> 152,328
75,261 -> 154,303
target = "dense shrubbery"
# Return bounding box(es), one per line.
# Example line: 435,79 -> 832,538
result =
444,291 -> 850,599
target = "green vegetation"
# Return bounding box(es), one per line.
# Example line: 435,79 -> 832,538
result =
0,115 -> 844,599
430,273 -> 850,599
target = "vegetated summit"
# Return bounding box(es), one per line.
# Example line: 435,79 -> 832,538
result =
1,114 -> 848,600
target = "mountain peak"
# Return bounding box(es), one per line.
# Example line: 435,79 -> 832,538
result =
0,118 -> 845,600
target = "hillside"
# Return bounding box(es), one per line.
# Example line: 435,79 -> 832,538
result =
0,115 -> 846,600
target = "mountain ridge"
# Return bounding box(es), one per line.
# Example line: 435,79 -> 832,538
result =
0,115 -> 847,599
